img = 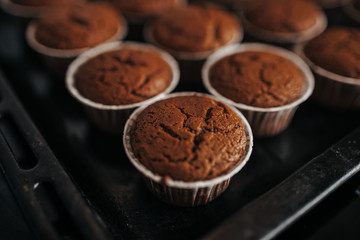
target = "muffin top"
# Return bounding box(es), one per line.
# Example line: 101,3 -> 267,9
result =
209,51 -> 305,108
304,27 -> 360,78
11,0 -> 78,6
75,47 -> 172,105
110,0 -> 180,15
35,3 -> 123,49
244,0 -> 321,33
131,95 -> 247,181
151,5 -> 240,52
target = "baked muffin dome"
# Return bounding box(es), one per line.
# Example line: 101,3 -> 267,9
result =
74,47 -> 173,105
303,27 -> 360,78
209,51 -> 305,108
110,0 -> 181,16
244,0 -> 322,33
130,95 -> 247,181
151,5 -> 241,53
35,2 -> 124,49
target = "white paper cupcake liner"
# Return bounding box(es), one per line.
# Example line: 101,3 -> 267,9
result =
202,43 -> 315,137
240,7 -> 327,44
142,176 -> 231,206
123,92 -> 253,206
295,42 -> 360,109
25,15 -> 128,75
66,41 -> 180,133
240,107 -> 298,137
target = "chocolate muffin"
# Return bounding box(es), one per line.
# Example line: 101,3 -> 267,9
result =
130,95 -> 247,181
10,0 -> 78,6
241,0 -> 326,43
244,0 -> 321,33
34,2 -> 124,49
74,47 -> 173,105
110,0 -> 182,16
209,51 -> 305,108
303,27 -> 360,78
150,5 -> 241,53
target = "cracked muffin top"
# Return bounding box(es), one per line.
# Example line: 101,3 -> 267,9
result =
209,51 -> 305,108
74,47 -> 172,105
35,2 -> 123,49
11,0 -> 79,6
110,0 -> 180,16
151,5 -> 241,52
130,95 -> 247,181
303,27 -> 360,78
244,0 -> 321,33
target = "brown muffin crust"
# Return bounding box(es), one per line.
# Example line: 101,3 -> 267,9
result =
245,0 -> 321,33
304,27 -> 360,78
75,47 -> 172,105
210,51 -> 305,108
11,0 -> 78,6
110,0 -> 179,15
152,5 -> 240,52
131,95 -> 247,181
35,3 -> 123,49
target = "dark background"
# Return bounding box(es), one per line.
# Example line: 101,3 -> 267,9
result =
0,1 -> 360,239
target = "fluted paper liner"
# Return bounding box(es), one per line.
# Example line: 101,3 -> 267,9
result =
66,41 -> 180,133
240,8 -> 327,44
26,15 -> 128,75
123,92 -> 253,207
295,42 -> 360,109
202,43 -> 315,137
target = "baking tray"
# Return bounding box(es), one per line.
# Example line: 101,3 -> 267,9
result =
1,3 -> 360,240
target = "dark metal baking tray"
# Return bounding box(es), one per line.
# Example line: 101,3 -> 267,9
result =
1,4 -> 360,240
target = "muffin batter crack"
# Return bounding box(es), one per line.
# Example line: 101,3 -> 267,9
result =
216,102 -> 229,114
70,15 -> 90,27
112,55 -> 148,67
131,69 -> 162,98
205,107 -> 214,122
214,20 -> 222,42
159,123 -> 182,141
175,106 -> 191,129
259,64 -> 272,87
245,0 -> 320,33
